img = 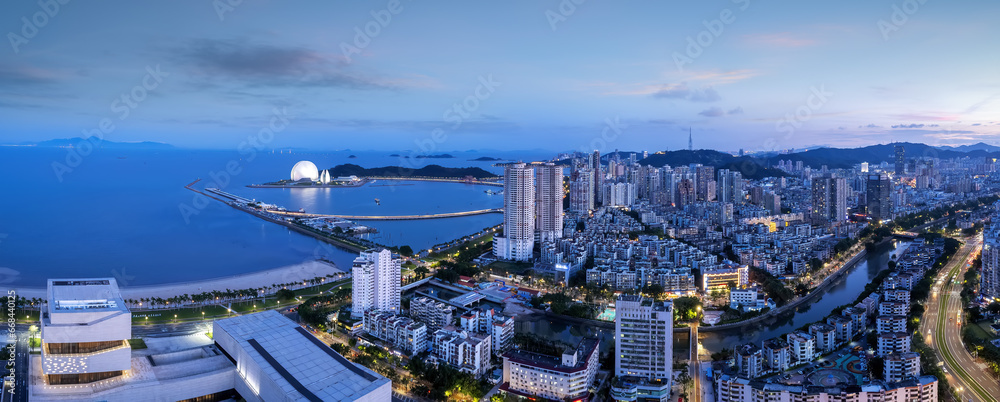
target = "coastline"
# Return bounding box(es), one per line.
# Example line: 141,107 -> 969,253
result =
6,260 -> 344,300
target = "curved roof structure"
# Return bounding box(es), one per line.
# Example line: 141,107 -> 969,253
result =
291,161 -> 319,181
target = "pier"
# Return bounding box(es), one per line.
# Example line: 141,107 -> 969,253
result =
364,176 -> 503,187
203,186 -> 501,221
267,208 -> 503,221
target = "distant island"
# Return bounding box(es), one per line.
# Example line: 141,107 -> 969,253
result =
469,156 -> 506,161
388,154 -> 400,157
409,154 -> 455,159
348,155 -> 357,158
5,138 -> 174,149
326,164 -> 498,179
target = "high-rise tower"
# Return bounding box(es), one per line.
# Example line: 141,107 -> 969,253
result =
983,224 -> 1000,301
866,173 -> 892,221
351,248 -> 401,317
894,144 -> 905,175
688,127 -> 693,151
612,295 -> 674,401
495,163 -> 535,261
534,163 -> 563,242
811,174 -> 848,223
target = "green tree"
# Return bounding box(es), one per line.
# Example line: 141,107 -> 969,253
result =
673,296 -> 702,321
642,284 -> 665,299
434,269 -> 460,283
399,245 -> 414,256
868,357 -> 885,380
275,289 -> 295,301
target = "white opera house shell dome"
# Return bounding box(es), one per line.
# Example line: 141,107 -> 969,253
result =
290,161 -> 320,181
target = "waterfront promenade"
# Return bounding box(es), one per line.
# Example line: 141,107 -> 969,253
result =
364,176 -> 502,186
7,260 -> 344,301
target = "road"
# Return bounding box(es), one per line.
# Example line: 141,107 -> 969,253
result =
690,324 -> 702,402
3,325 -> 31,402
922,236 -> 1000,402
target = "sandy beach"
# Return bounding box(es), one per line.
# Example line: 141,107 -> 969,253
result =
6,260 -> 345,300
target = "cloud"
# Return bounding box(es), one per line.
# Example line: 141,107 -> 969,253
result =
292,116 -> 519,134
743,32 -> 818,48
892,123 -> 925,129
859,124 -> 882,129
727,107 -> 743,115
699,107 -> 725,117
0,64 -> 65,87
176,39 -> 428,90
652,83 -> 720,102
681,69 -> 760,85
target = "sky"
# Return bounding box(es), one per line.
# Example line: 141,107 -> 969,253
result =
1,0 -> 998,153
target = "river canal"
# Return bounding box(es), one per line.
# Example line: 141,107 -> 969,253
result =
515,239 -> 908,355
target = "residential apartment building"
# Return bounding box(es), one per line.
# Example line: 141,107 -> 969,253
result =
496,163 -> 536,261
410,296 -> 454,333
612,295 -> 673,402
716,374 -> 938,402
363,310 -> 427,355
877,333 -> 912,357
787,331 -> 815,363
809,323 -> 836,353
432,328 -> 492,378
735,343 -> 764,378
460,307 -> 514,355
876,315 -> 907,333
352,248 -> 401,318
535,163 -> 564,242
762,339 -> 791,372
884,352 -> 920,383
982,223 -> 1000,300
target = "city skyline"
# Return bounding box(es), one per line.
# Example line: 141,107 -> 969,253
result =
2,1 -> 999,152
5,2 -> 1000,401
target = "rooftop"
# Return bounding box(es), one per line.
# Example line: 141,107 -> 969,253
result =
47,278 -> 128,313
214,310 -> 390,401
503,338 -> 600,373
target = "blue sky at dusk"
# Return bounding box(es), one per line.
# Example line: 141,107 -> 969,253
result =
1,0 -> 998,153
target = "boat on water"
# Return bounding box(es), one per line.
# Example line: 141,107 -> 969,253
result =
374,198 -> 381,205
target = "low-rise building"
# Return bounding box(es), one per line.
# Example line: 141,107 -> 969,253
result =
877,332 -> 912,357
826,315 -> 854,344
410,296 -> 455,333
501,338 -> 600,401
809,323 -> 836,353
215,310 -> 392,401
702,264 -> 748,293
876,315 -> 907,333
363,310 -> 428,355
761,339 -> 790,372
878,301 -> 908,316
735,343 -> 763,378
715,374 -> 938,402
883,289 -> 911,305
841,307 -> 867,336
433,328 -> 492,378
884,352 -> 921,383
459,307 -> 515,355
786,331 -> 815,363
